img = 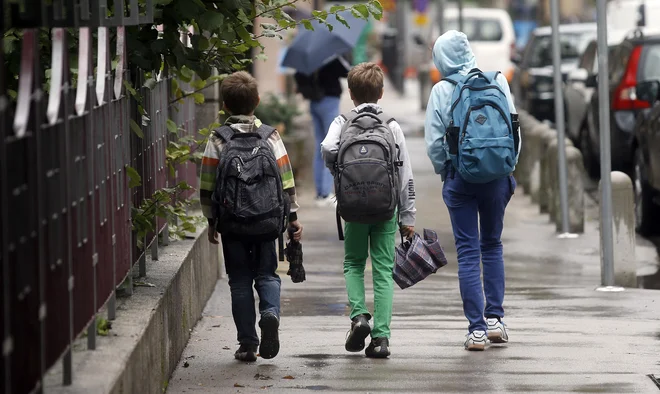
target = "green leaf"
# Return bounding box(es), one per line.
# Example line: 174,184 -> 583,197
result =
312,10 -> 328,21
191,35 -> 210,51
354,4 -> 370,18
130,119 -> 145,138
167,119 -> 178,134
330,5 -> 346,13
127,166 -> 142,188
301,19 -> 314,31
190,78 -> 206,90
260,23 -> 278,30
334,13 -> 350,29
192,92 -> 205,104
367,0 -> 384,18
143,77 -> 157,90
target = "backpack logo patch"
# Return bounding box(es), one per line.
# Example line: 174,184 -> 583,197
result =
359,146 -> 368,155
475,114 -> 487,125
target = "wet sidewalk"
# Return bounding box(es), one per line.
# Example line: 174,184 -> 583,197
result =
166,136 -> 659,393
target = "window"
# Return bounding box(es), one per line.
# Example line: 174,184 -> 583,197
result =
445,18 -> 504,42
608,44 -> 632,85
641,44 -> 660,81
578,42 -> 596,72
528,32 -> 594,68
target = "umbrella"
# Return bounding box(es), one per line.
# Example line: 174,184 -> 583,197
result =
281,10 -> 368,75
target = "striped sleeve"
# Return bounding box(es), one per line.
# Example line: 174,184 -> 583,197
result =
268,131 -> 300,215
199,133 -> 223,220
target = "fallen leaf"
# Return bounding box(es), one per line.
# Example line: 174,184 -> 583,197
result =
234,383 -> 245,387
254,373 -> 272,380
282,375 -> 295,380
212,324 -> 221,328
183,361 -> 190,368
260,385 -> 273,389
223,346 -> 231,350
185,355 -> 196,360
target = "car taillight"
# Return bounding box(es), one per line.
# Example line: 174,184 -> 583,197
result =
612,45 -> 650,110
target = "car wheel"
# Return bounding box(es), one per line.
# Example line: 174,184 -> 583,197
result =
580,123 -> 600,179
633,148 -> 660,236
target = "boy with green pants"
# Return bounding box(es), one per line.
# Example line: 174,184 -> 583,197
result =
321,63 -> 416,358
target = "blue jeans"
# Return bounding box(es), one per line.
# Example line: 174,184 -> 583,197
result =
222,237 -> 281,346
442,172 -> 516,333
310,96 -> 340,198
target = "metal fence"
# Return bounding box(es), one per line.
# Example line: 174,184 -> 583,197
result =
0,2 -> 197,393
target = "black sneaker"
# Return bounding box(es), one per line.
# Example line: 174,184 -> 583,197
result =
259,313 -> 280,359
234,344 -> 258,362
345,314 -> 372,352
365,337 -> 390,358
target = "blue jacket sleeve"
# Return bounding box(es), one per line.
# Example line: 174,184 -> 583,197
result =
424,84 -> 449,180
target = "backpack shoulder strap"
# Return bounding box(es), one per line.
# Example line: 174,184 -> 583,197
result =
214,125 -> 235,142
255,124 -> 277,140
483,71 -> 501,84
441,73 -> 461,85
377,112 -> 395,126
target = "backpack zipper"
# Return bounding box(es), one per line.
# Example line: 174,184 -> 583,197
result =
459,103 -> 512,144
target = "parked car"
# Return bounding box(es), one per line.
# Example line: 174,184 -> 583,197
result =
584,29 -> 660,177
511,23 -> 597,122
563,29 -> 630,173
631,78 -> 660,235
414,7 -> 516,110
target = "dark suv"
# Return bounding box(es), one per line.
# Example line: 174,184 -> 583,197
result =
511,23 -> 596,122
585,31 -> 660,177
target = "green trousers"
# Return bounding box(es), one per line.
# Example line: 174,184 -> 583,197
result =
343,215 -> 397,339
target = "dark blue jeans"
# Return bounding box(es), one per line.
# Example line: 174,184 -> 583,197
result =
442,172 -> 516,333
310,96 -> 340,198
222,237 -> 281,346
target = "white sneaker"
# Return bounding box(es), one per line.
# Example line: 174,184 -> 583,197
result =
464,330 -> 487,351
486,318 -> 509,344
314,194 -> 336,208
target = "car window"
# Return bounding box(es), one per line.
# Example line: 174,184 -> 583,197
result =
609,44 -> 632,85
578,42 -> 596,72
528,32 -> 594,68
641,44 -> 660,81
445,18 -> 503,41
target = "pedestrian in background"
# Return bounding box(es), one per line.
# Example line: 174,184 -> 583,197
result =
322,62 -> 416,358
424,31 -> 521,350
295,57 -> 350,207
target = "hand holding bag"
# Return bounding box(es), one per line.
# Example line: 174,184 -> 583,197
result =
393,229 -> 448,289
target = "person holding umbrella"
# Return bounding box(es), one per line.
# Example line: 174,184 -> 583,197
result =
281,11 -> 367,207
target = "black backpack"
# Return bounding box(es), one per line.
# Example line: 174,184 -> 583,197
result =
211,125 -> 290,241
334,109 -> 402,239
294,71 -> 325,101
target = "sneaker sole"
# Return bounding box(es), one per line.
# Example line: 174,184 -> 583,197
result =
259,315 -> 280,359
487,332 -> 508,344
345,324 -> 371,352
235,353 -> 258,362
466,342 -> 486,351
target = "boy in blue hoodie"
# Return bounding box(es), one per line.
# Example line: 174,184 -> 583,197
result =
424,31 -> 520,351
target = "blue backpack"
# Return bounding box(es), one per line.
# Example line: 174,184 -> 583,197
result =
442,68 -> 519,184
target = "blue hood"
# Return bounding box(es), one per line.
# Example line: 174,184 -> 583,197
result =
432,30 -> 476,77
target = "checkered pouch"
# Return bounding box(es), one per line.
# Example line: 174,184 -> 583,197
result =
393,229 -> 448,289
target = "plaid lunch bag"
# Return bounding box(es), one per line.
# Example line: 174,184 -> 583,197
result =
393,228 -> 448,289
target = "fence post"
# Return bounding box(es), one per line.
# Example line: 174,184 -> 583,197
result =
549,137 -> 574,223
599,171 -> 637,287
546,136 -> 559,218
539,128 -> 556,213
556,146 -> 584,233
527,121 -> 545,203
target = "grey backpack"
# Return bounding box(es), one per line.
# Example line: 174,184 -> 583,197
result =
211,125 -> 290,241
334,109 -> 402,239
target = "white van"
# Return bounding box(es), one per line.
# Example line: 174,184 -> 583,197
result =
416,7 -> 516,109
607,0 -> 660,31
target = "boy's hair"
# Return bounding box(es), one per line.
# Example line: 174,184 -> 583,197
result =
221,71 -> 260,115
347,62 -> 384,104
